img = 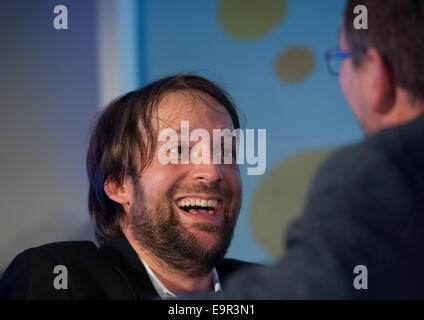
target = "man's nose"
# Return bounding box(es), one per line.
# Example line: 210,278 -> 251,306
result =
192,162 -> 223,183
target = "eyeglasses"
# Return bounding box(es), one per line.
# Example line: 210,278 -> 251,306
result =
324,48 -> 354,76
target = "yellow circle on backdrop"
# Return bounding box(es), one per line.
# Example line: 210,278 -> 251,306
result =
250,149 -> 331,259
218,0 -> 287,40
274,45 -> 316,83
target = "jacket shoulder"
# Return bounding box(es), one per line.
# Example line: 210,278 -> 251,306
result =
34,241 -> 99,260
0,241 -> 101,299
309,140 -> 400,197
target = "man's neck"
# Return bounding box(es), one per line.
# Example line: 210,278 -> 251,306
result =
383,105 -> 424,130
124,231 -> 214,294
371,91 -> 424,135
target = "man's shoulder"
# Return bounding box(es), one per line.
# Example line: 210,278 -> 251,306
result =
311,141 -> 389,192
1,240 -> 103,279
31,240 -> 99,257
36,240 -> 97,250
0,240 -> 135,299
10,240 -> 101,266
316,116 -> 424,188
325,114 -> 424,172
303,117 -> 424,233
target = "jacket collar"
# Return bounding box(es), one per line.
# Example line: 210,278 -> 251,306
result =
100,235 -> 159,299
99,235 -> 246,299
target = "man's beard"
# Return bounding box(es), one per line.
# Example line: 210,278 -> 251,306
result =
129,181 -> 241,276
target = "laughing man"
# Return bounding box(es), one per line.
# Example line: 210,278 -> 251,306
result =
0,75 -> 253,299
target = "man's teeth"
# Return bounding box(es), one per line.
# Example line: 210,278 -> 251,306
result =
176,198 -> 218,215
177,199 -> 218,208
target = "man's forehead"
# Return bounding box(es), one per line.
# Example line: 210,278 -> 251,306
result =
152,91 -> 233,131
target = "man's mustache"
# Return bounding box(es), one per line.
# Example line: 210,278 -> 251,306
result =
168,182 -> 230,201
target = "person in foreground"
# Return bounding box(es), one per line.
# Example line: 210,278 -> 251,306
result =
0,75 -> 253,299
182,0 -> 424,299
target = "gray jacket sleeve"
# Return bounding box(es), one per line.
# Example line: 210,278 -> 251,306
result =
189,145 -> 424,299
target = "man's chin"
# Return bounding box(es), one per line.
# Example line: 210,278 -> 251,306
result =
184,225 -> 221,249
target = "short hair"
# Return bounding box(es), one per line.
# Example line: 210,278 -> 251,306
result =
86,74 -> 240,242
343,0 -> 424,103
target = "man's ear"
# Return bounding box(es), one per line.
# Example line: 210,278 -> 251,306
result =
361,47 -> 395,114
104,176 -> 134,213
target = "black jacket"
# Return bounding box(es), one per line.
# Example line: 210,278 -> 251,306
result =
0,235 -> 252,299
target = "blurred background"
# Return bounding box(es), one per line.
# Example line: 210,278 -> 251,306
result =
0,0 -> 362,275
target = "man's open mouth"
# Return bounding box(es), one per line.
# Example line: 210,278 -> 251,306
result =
176,198 -> 219,216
